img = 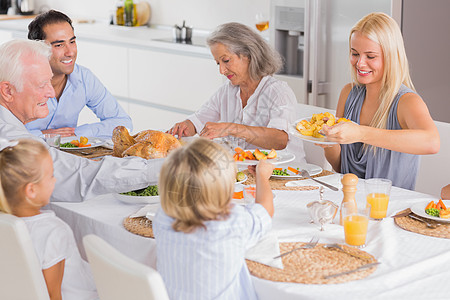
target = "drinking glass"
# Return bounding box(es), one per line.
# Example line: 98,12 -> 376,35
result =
365,178 -> 392,220
255,12 -> 269,32
42,134 -> 61,149
343,202 -> 370,248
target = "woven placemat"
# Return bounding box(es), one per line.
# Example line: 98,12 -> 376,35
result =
123,216 -> 154,238
394,209 -> 450,239
241,169 -> 334,191
246,242 -> 377,284
61,146 -> 113,159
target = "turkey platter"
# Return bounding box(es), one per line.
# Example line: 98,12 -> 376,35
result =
112,126 -> 181,159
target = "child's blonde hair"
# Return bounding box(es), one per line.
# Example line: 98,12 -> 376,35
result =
0,139 -> 49,214
159,138 -> 237,233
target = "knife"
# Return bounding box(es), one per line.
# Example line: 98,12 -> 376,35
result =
391,208 -> 412,218
323,262 -> 380,279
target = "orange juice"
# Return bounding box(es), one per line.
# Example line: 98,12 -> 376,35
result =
344,215 -> 369,247
366,193 -> 389,219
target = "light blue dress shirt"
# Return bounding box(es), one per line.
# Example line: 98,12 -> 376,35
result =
25,64 -> 132,138
153,203 -> 272,300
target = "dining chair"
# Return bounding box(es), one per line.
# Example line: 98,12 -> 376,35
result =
415,120 -> 450,197
0,212 -> 50,300
83,234 -> 169,300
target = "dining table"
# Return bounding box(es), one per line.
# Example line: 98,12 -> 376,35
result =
47,174 -> 450,300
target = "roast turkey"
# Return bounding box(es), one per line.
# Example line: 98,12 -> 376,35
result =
112,126 -> 181,159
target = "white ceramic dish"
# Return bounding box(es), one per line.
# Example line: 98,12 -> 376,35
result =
289,117 -> 337,145
60,136 -> 106,149
235,174 -> 248,185
410,200 -> 450,223
235,150 -> 295,166
271,163 -> 323,179
116,194 -> 160,205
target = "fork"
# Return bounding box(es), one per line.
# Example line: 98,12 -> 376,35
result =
300,169 -> 339,191
273,236 -> 319,259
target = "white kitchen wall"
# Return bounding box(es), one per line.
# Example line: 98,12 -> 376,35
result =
34,0 -> 270,31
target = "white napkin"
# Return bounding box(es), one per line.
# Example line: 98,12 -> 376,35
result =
129,204 -> 159,220
245,232 -> 284,269
285,174 -> 342,189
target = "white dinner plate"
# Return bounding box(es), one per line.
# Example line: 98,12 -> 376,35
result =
235,150 -> 295,166
60,136 -> 106,149
410,200 -> 450,223
271,163 -> 323,179
289,118 -> 337,145
411,200 -> 450,223
116,194 -> 160,205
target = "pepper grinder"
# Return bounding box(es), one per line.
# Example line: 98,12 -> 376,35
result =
339,173 -> 358,225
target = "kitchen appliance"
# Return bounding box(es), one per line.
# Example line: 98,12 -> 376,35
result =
0,0 -> 11,14
270,0 -> 394,108
16,0 -> 34,15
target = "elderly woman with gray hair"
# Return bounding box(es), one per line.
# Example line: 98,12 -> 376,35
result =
169,22 -> 304,157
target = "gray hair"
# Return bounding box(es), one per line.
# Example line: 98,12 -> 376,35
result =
207,22 -> 283,81
0,39 -> 51,92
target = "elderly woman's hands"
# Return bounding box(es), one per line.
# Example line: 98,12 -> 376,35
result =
199,122 -> 236,139
320,121 -> 363,144
168,120 -> 196,137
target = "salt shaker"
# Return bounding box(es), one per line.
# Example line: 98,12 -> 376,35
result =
339,173 -> 358,225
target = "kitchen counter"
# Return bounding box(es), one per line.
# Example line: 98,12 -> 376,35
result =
0,18 -> 212,58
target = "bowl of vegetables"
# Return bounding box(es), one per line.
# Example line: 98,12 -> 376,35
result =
116,185 -> 160,204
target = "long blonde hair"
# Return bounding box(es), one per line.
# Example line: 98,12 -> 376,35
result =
350,12 -> 415,130
158,138 -> 237,233
0,139 -> 48,214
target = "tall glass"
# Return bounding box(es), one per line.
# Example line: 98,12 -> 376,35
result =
42,134 -> 61,150
365,178 -> 392,220
343,202 -> 370,248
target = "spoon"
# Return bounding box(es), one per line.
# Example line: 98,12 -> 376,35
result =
323,243 -> 371,260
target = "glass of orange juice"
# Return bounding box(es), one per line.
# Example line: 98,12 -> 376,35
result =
343,203 -> 370,248
365,178 -> 392,220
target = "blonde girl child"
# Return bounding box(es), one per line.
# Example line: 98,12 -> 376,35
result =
0,138 -> 98,300
153,138 -> 275,300
320,12 -> 439,190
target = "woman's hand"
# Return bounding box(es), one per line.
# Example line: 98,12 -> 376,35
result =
168,120 -> 196,137
199,122 -> 235,139
321,122 -> 363,144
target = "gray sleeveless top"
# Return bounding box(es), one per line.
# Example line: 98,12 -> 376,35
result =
340,84 -> 419,190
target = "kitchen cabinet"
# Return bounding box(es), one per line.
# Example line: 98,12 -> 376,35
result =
128,48 -> 224,112
76,40 -> 129,99
128,102 -> 189,133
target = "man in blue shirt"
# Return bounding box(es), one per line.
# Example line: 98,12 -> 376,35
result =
26,10 -> 132,138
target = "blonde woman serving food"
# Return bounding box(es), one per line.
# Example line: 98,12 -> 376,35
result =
320,12 -> 439,189
169,22 -> 304,159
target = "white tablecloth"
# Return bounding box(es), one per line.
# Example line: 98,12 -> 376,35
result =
47,176 -> 450,300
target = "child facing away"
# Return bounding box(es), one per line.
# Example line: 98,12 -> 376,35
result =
153,137 -> 275,300
0,138 -> 98,300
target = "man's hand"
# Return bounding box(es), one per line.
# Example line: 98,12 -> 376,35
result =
42,127 -> 75,137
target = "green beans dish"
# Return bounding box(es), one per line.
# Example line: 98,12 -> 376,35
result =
120,185 -> 159,196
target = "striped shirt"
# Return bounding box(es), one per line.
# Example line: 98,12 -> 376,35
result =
153,203 -> 272,300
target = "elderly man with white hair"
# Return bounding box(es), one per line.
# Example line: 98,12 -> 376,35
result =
0,39 -> 162,202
